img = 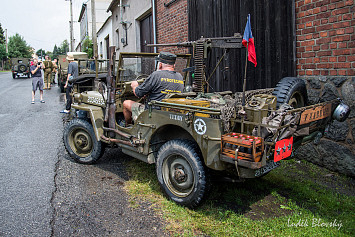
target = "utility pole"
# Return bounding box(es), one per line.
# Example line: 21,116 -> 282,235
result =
66,0 -> 74,51
91,0 -> 98,77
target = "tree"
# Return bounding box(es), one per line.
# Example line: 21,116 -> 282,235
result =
82,37 -> 93,58
52,44 -> 59,59
60,39 -> 69,54
0,23 -> 5,45
36,48 -> 46,59
8,33 -> 32,58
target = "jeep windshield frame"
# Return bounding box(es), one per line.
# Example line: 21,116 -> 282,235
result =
116,52 -> 191,88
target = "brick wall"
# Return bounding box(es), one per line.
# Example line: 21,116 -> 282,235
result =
155,0 -> 189,54
295,0 -> 354,77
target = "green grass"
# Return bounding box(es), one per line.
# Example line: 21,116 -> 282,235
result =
124,158 -> 354,236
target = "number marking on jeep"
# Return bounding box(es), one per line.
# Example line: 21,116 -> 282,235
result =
194,118 -> 207,135
87,96 -> 105,106
169,114 -> 183,121
299,103 -> 331,125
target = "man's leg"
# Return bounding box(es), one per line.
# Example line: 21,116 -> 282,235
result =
43,72 -> 48,89
123,100 -> 136,124
65,84 -> 72,111
47,72 -> 51,89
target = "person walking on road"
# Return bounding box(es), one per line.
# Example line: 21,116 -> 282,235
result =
52,58 -> 58,85
43,55 -> 53,90
60,53 -> 78,114
30,59 -> 45,104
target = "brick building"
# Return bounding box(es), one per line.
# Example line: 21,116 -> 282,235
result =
295,0 -> 354,77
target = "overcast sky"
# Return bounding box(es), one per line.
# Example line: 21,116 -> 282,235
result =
0,0 -> 84,52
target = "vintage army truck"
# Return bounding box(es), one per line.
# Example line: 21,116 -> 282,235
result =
63,34 -> 350,208
11,58 -> 31,78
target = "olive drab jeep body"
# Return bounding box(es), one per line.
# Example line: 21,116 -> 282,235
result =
11,58 -> 31,79
63,34 -> 350,208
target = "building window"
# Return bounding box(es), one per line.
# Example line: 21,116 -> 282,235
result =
100,42 -> 103,59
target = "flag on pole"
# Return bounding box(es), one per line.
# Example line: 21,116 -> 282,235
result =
242,14 -> 257,67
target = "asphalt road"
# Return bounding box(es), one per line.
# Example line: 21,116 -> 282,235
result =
0,72 -> 166,236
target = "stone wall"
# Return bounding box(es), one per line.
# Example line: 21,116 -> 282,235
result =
295,76 -> 355,177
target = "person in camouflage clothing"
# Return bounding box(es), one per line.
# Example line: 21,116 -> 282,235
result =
43,55 -> 53,89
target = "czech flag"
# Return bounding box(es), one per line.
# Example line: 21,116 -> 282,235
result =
242,14 -> 257,67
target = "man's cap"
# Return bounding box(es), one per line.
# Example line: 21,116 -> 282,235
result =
66,53 -> 74,61
156,52 -> 177,65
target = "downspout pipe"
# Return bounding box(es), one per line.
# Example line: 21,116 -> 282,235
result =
151,0 -> 157,53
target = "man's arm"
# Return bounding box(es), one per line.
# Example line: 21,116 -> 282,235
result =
31,65 -> 40,75
131,81 -> 139,97
65,73 -> 71,88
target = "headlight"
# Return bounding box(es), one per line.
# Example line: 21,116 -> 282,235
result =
333,102 -> 350,122
73,93 -> 83,104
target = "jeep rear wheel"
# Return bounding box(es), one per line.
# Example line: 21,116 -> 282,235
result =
156,139 -> 208,208
63,118 -> 103,164
272,77 -> 307,108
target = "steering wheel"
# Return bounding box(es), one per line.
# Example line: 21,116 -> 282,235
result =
120,74 -> 149,95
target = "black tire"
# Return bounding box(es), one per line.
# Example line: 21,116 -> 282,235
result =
12,73 -> 16,79
63,118 -> 103,164
272,77 -> 308,108
27,73 -> 31,78
18,64 -> 27,73
156,139 -> 208,208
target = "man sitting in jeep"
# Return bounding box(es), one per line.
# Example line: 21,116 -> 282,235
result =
122,52 -> 184,125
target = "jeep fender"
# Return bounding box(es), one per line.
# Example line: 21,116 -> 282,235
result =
72,104 -> 104,141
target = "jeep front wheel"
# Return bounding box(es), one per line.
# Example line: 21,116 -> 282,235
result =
156,139 -> 208,208
63,118 -> 103,164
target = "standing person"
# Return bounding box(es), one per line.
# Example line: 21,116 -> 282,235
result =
30,59 -> 45,104
122,52 -> 184,125
60,53 -> 78,114
43,55 -> 53,89
52,58 -> 58,85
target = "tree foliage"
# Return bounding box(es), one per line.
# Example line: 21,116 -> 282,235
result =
36,48 -> 46,59
82,37 -> 93,58
0,44 -> 7,60
8,33 -> 32,58
0,23 -> 5,45
60,39 -> 69,55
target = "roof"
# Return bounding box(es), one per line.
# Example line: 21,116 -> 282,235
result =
107,0 -> 119,13
78,3 -> 87,22
97,15 -> 112,35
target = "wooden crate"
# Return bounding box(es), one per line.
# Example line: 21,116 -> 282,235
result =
221,133 -> 264,162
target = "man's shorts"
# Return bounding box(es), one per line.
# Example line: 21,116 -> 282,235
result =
131,102 -> 145,121
32,76 -> 43,91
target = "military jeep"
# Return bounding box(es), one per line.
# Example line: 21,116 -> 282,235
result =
58,52 -> 113,93
11,58 -> 31,79
63,35 -> 350,208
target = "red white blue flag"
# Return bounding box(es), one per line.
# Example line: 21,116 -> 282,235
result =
242,14 -> 257,67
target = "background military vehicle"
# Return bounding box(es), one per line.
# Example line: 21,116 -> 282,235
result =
58,52 -> 88,93
11,58 -> 31,79
62,35 -> 350,208
58,52 -> 111,93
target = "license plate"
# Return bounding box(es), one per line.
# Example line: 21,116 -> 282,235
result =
299,103 -> 331,125
255,161 -> 280,177
274,137 -> 293,162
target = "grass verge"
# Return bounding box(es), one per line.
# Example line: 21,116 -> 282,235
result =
124,158 -> 354,236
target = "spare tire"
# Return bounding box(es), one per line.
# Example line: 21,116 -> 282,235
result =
18,64 -> 27,73
272,77 -> 308,108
